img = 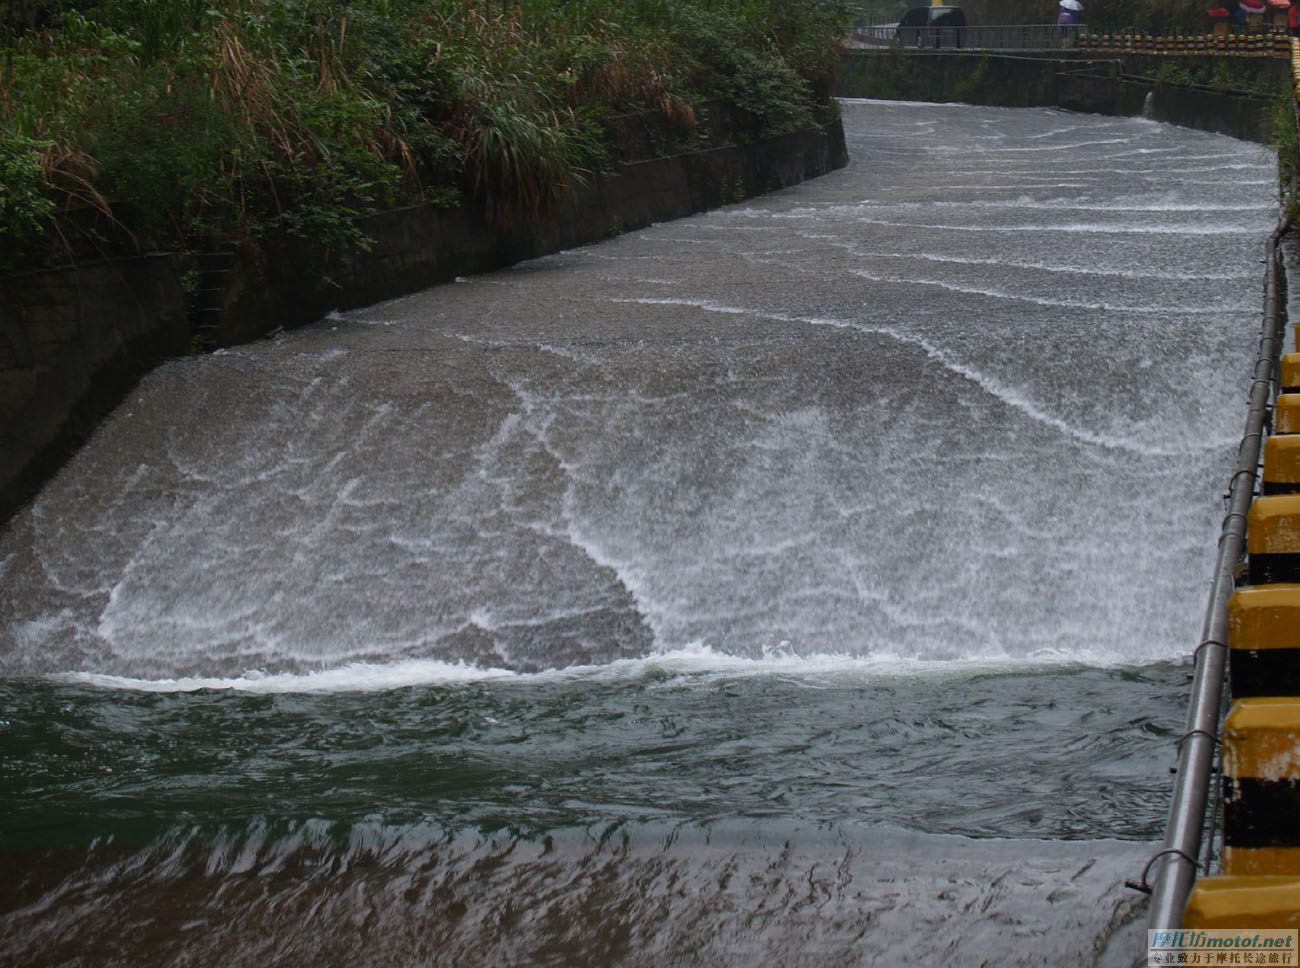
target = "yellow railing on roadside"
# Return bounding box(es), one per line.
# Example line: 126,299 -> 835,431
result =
1078,31 -> 1290,57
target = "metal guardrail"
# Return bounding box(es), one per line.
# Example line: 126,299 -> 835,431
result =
1139,211 -> 1292,930
846,23 -> 1290,56
849,23 -> 1089,51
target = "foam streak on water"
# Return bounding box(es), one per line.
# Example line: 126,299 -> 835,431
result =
55,642 -> 1146,695
0,100 -> 1279,965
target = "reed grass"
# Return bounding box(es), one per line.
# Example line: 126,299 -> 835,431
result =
0,0 -> 853,269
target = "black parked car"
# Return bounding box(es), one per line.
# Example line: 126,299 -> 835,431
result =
896,5 -> 966,48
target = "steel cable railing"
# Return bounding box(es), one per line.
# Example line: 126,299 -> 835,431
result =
848,23 -> 1089,51
1140,200 -> 1293,930
844,24 -> 1289,56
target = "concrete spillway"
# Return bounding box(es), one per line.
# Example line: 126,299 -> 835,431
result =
0,100 -> 1279,964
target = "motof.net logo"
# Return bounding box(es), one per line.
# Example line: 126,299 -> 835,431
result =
1148,929 -> 1298,967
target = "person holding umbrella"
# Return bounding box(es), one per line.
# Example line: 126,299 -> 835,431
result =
1058,0 -> 1083,46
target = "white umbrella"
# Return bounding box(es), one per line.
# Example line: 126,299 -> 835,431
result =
1060,0 -> 1083,9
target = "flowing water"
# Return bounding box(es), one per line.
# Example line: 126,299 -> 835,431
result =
0,101 -> 1280,965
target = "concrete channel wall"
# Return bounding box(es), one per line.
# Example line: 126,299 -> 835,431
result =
0,255 -> 188,523
219,119 -> 848,346
838,50 -> 1287,143
0,113 -> 848,525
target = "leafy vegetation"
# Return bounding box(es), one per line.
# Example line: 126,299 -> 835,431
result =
1139,55 -> 1287,99
0,0 -> 854,271
1273,95 -> 1299,215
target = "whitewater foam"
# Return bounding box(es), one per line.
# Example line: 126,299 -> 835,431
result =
843,216 -> 1260,236
612,297 -> 1236,457
827,247 -> 1251,281
53,639 -> 1171,694
846,267 -> 1247,315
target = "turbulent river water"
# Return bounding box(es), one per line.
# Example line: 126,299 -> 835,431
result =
0,100 -> 1281,966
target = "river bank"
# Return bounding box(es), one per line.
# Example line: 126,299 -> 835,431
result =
0,107 -> 847,526
1,0 -> 855,525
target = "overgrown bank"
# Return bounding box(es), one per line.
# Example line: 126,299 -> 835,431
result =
1,0 -> 853,273
0,1 -> 854,526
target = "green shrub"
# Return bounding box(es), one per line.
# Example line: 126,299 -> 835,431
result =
0,133 -> 54,269
89,68 -> 238,241
671,6 -> 815,138
1274,97 -> 1298,209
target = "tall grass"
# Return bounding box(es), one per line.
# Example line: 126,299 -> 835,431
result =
0,0 -> 854,270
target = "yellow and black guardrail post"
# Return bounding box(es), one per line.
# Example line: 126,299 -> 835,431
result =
1246,494 -> 1300,583
1227,584 -> 1300,696
1079,29 -> 1290,57
1184,873 -> 1300,927
1261,434 -> 1300,493
1183,697 -> 1300,927
1274,392 -> 1300,433
1220,698 -> 1300,878
1280,352 -> 1300,393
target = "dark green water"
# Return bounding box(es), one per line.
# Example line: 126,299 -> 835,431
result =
1,664 -> 1183,849
1,662 -> 1182,965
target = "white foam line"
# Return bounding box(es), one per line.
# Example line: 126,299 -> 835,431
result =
838,97 -> 977,109
846,217 -> 1259,236
839,249 -> 1250,281
1127,162 -> 1267,174
935,138 -> 1136,153
760,199 -> 1269,220
878,199 -> 1274,214
612,297 -> 1233,457
52,642 -> 1164,694
863,183 -> 1099,191
847,268 -> 1245,315
58,660 -> 521,693
1021,125 -> 1088,140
